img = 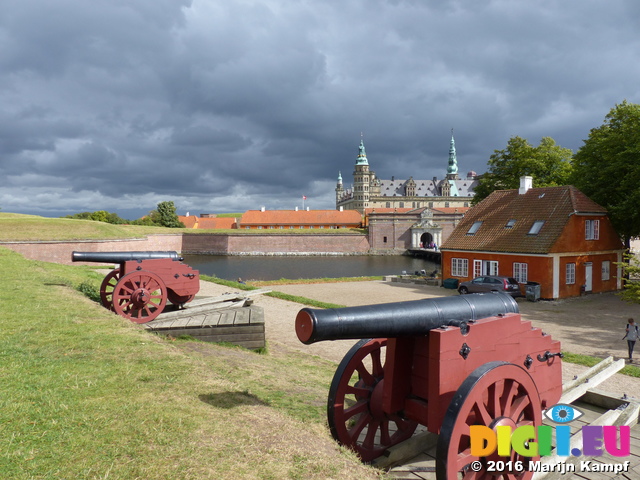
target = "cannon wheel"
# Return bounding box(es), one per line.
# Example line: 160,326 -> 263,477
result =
436,361 -> 542,480
328,338 -> 418,462
167,290 -> 195,306
99,268 -> 121,311
112,271 -> 167,324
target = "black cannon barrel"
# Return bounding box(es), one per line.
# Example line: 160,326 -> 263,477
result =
71,251 -> 183,264
295,293 -> 519,345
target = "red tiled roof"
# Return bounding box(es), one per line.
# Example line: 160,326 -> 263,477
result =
240,209 -> 362,226
178,215 -> 238,229
178,216 -> 198,228
440,186 -> 608,254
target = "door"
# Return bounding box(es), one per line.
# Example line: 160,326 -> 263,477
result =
584,262 -> 593,292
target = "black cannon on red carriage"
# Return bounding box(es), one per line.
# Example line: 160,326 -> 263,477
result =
72,251 -> 200,323
296,293 -> 562,480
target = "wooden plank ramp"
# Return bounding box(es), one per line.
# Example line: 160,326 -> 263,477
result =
381,357 -> 640,480
144,289 -> 271,350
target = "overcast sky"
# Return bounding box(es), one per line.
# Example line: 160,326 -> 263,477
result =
1,0 -> 639,219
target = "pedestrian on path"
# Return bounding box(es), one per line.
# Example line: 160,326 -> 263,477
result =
623,318 -> 638,362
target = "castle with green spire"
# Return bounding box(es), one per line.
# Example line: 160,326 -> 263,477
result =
335,133 -> 478,213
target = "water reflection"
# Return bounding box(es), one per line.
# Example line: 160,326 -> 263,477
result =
182,254 -> 439,281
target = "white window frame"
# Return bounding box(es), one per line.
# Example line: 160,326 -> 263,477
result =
451,258 -> 469,277
566,263 -> 576,285
487,261 -> 499,276
473,260 -> 482,278
513,262 -> 528,283
585,220 -> 600,240
602,261 -> 610,281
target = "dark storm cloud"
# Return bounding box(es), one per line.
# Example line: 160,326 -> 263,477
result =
0,0 -> 639,218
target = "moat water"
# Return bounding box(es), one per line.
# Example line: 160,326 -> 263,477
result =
182,254 -> 440,282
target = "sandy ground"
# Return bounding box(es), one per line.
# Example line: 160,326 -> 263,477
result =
197,279 -> 640,399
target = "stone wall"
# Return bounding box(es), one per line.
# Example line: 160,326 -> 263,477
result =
2,235 -> 184,265
182,233 -> 370,255
2,233 -> 371,264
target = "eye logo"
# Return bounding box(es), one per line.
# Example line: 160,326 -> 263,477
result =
544,404 -> 584,423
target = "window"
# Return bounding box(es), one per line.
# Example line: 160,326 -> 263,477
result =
474,260 -> 482,278
467,221 -> 483,235
513,263 -> 528,283
528,220 -> 545,235
566,263 -> 576,284
585,220 -> 600,240
505,219 -> 517,228
602,261 -> 610,281
452,258 -> 469,277
383,236 -> 388,244
487,261 -> 499,276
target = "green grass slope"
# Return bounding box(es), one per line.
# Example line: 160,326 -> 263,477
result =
0,247 -> 379,480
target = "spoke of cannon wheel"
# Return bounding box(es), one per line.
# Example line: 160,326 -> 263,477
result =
343,400 -> 368,421
378,419 -> 391,445
345,385 -> 371,398
509,393 -> 531,422
455,446 -> 479,472
473,398 -> 493,426
354,361 -> 374,385
349,410 -> 372,441
362,418 -> 380,449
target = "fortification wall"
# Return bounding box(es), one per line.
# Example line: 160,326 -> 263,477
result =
2,233 -> 371,264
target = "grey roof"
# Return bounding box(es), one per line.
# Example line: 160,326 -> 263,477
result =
378,178 -> 478,197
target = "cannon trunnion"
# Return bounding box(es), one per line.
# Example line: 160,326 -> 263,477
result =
295,293 -> 563,480
72,251 -> 199,323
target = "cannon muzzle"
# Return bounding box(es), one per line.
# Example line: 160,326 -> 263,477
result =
71,251 -> 183,264
295,292 -> 518,344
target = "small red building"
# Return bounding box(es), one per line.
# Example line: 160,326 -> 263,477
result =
439,178 -> 625,299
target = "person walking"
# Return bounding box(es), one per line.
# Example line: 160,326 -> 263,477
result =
623,318 -> 638,362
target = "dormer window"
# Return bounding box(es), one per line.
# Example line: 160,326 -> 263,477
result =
505,219 -> 517,228
528,220 -> 545,235
467,221 -> 483,235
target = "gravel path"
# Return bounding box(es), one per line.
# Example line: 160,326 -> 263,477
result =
197,279 -> 640,399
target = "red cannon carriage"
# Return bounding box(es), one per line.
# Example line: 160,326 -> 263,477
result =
295,293 -> 563,480
72,251 -> 200,323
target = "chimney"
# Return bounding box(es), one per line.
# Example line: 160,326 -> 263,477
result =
261,206 -> 266,212
519,176 -> 532,195
306,207 -> 309,211
339,206 -> 343,211
295,206 -> 298,211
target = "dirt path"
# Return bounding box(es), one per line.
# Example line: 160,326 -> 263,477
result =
197,280 -> 640,399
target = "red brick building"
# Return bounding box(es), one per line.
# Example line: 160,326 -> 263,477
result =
439,178 -> 625,299
238,209 -> 363,230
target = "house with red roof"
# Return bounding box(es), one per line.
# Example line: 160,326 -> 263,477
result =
238,209 -> 363,230
439,177 -> 625,300
178,215 -> 238,229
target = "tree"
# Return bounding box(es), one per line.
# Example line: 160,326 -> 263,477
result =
472,136 -> 573,204
572,101 -> 640,250
152,201 -> 185,228
617,254 -> 640,303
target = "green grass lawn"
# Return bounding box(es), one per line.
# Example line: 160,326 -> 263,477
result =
0,247 -> 378,480
0,213 -> 366,241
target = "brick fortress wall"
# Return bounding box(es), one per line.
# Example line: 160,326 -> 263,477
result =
2,233 -> 371,265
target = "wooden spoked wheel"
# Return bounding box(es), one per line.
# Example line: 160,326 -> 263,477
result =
328,338 -> 418,462
112,271 -> 167,323
436,361 -> 542,480
167,291 -> 195,306
99,268 -> 121,311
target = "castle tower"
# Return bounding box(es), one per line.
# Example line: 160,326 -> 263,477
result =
446,131 -> 459,180
353,139 -> 374,211
335,171 -> 344,205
